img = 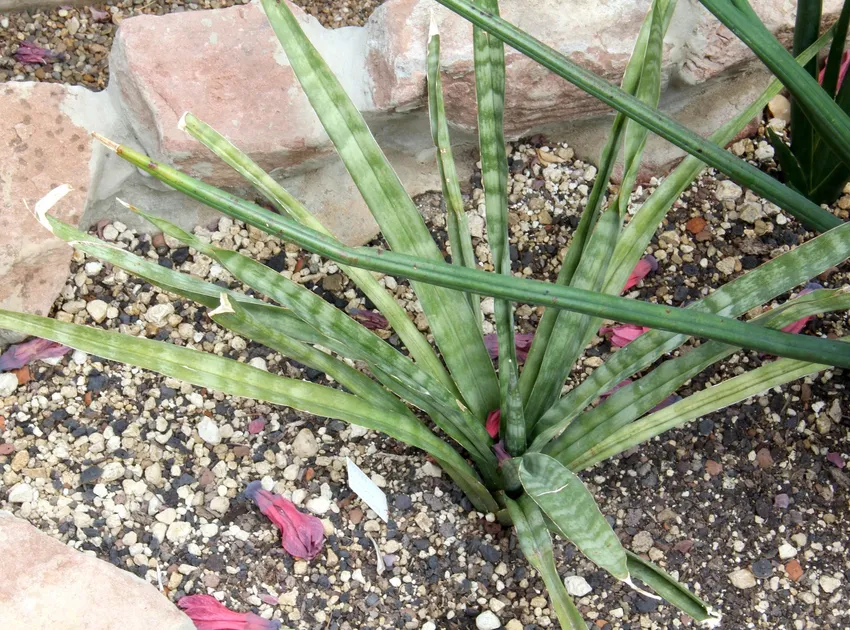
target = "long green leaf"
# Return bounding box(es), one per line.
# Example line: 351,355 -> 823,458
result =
97,141 -> 850,367
426,30 -> 480,320
698,0 -> 850,176
180,113 -> 458,397
545,288 -> 850,464
626,552 -> 720,624
532,220 -> 850,445
432,0 -> 842,233
572,351 -> 834,470
788,0 -> 821,186
519,452 -> 630,581
507,496 -> 587,630
519,0 -> 674,387
261,0 -> 499,420
0,309 -> 488,496
472,0 -> 525,453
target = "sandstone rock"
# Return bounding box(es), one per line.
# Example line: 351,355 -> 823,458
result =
0,511 -> 195,629
0,83 -> 90,345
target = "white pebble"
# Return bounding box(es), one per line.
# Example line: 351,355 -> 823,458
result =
475,611 -> 501,630
0,373 -> 19,397
197,417 -> 222,445
564,575 -> 592,597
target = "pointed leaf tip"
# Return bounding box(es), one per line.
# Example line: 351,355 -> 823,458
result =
33,185 -> 73,232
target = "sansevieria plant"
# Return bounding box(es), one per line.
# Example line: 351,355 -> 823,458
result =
2,0 -> 849,626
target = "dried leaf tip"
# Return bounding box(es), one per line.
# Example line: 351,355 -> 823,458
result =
210,293 -> 235,317
623,576 -> 661,600
428,10 -> 439,39
700,610 -> 723,628
177,112 -> 189,132
32,184 -> 73,232
114,197 -> 140,214
92,132 -> 120,153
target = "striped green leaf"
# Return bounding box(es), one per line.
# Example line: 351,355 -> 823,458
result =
507,495 -> 587,630
426,30 -> 480,325
432,0 -> 841,233
532,219 -> 850,447
626,552 -> 720,625
261,0 -> 499,420
572,349 -> 836,470
129,205 -> 499,482
181,113 -> 457,396
472,0 -> 525,453
0,309 -> 486,497
520,0 -> 676,406
546,288 -> 850,465
519,452 -> 630,581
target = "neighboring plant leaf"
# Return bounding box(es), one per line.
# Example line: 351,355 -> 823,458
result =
766,127 -> 809,194
261,0 -> 499,420
519,452 -> 630,582
507,495 -> 587,630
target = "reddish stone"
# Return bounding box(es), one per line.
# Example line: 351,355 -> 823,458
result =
756,447 -> 774,469
348,507 -> 363,525
706,460 -> 723,476
0,443 -> 15,456
686,217 -> 707,234
785,559 -> 804,582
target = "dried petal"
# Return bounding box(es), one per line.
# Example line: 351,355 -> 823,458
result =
0,338 -> 71,371
244,481 -> 324,560
178,594 -> 280,630
819,50 -> 850,90
826,452 -> 846,469
88,6 -> 110,22
349,308 -> 389,330
485,409 -> 500,439
492,440 -> 511,463
483,333 -> 535,362
247,418 -> 266,434
622,255 -> 658,292
14,41 -> 57,65
600,324 -> 650,347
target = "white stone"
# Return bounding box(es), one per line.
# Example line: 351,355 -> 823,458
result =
209,497 -> 230,515
729,568 -> 757,589
166,521 -> 192,543
819,575 -> 841,593
156,508 -> 177,525
475,611 -> 501,630
306,497 -> 330,515
715,180 -> 743,201
292,428 -> 319,458
7,483 -> 34,503
144,303 -> 175,327
564,575 -> 592,597
0,373 -> 18,397
778,543 -> 797,560
86,299 -> 109,323
145,462 -> 163,485
197,417 -> 221,445
100,462 -> 125,483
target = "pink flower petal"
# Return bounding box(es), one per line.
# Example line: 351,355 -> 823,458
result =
178,595 -> 280,630
819,50 -> 850,90
485,409 -> 500,439
492,440 -> 511,463
244,481 -> 324,561
827,452 -> 846,469
483,333 -> 535,362
600,324 -> 650,347
88,6 -> 110,22
14,40 -> 56,64
622,255 -> 658,292
247,418 -> 266,434
0,338 -> 71,371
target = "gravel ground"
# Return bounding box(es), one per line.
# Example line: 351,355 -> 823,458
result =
1,118 -> 848,629
0,0 -> 383,89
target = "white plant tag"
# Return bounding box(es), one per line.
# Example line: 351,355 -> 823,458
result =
346,457 -> 388,522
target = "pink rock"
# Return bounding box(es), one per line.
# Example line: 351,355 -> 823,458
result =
0,511 -> 194,630
0,83 -> 90,345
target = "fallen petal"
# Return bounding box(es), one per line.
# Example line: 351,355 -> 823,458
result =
349,308 -> 389,330
483,333 -> 535,362
178,594 -> 281,630
247,418 -> 266,434
826,452 -> 846,469
492,441 -> 511,463
819,50 -> 850,90
0,338 -> 71,371
600,324 -> 650,347
244,481 -> 324,560
14,41 -> 56,64
622,255 -> 658,292
600,378 -> 633,400
88,6 -> 110,22
485,409 -> 500,439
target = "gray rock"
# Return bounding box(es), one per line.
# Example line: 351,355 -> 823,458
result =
292,428 -> 319,458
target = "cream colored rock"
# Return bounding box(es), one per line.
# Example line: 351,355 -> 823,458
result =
0,511 -> 194,630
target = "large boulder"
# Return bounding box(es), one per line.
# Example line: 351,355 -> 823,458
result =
0,511 -> 194,629
0,83 -> 93,345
